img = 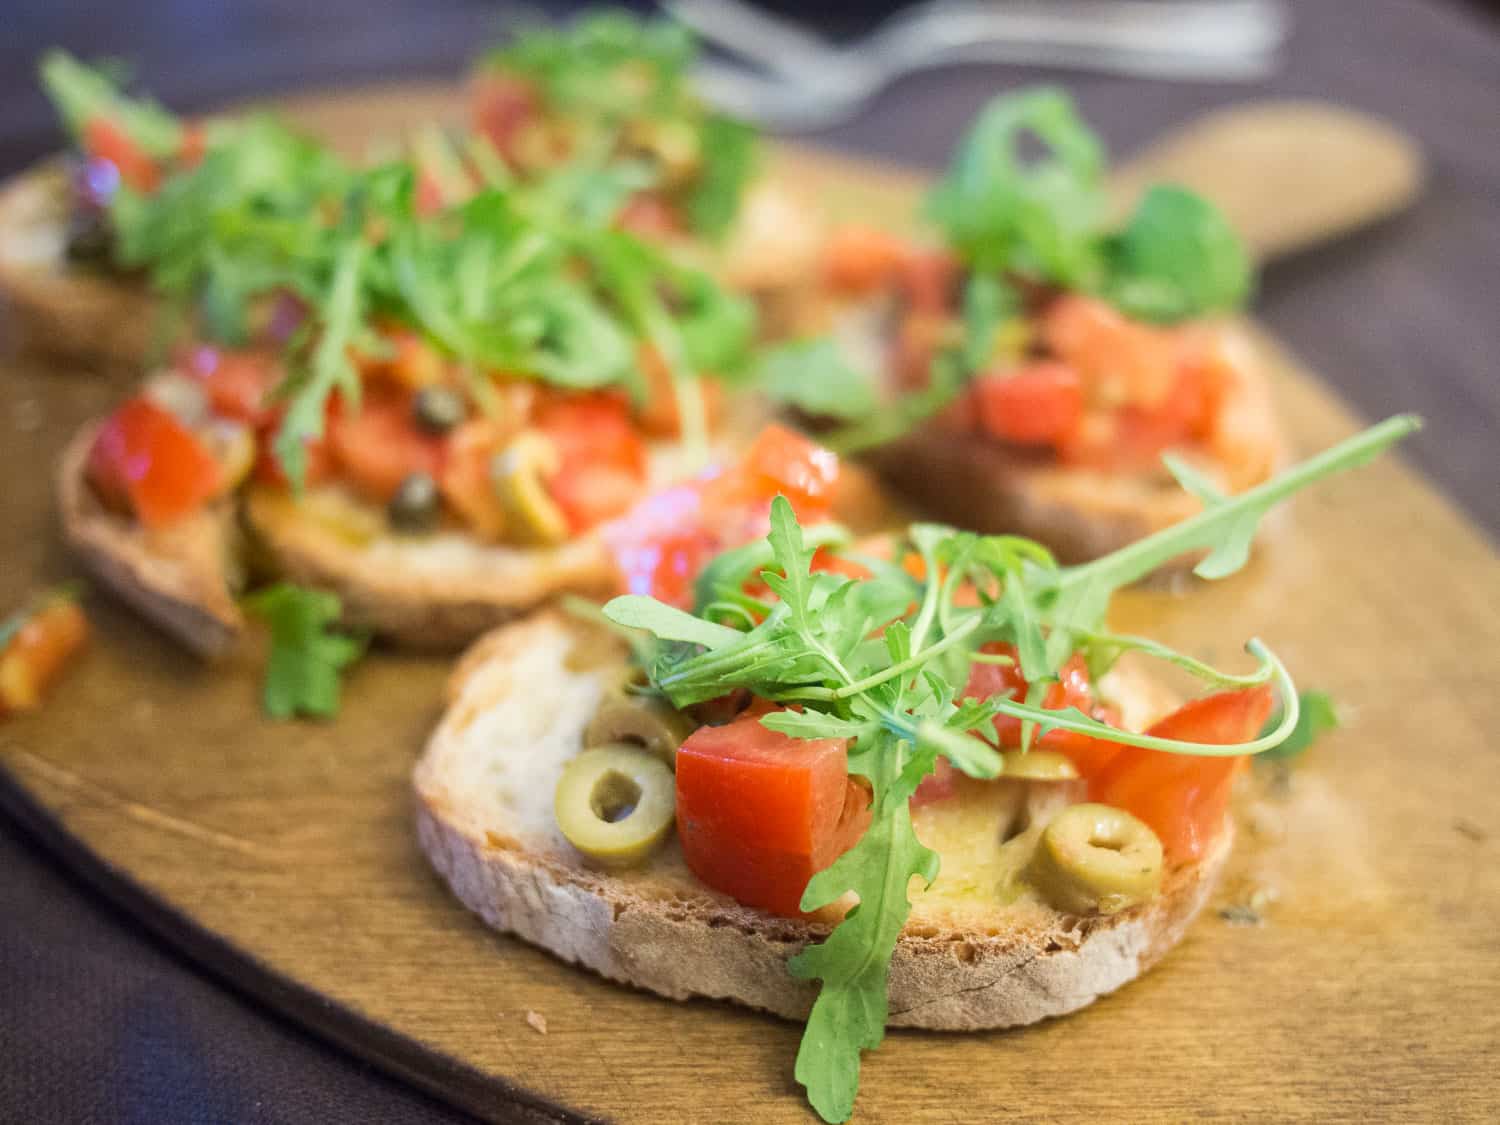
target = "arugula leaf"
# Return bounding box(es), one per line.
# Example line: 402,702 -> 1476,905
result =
39,50 -> 182,156
243,584 -> 365,720
1259,690 -> 1340,761
687,113 -> 758,239
1106,185 -> 1253,323
757,339 -> 878,421
926,86 -> 1253,324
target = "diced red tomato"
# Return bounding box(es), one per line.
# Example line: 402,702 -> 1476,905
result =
1059,364 -> 1224,470
823,226 -> 909,295
183,346 -> 279,425
617,193 -> 684,238
911,757 -> 959,806
469,73 -> 540,164
972,361 -> 1085,447
961,645 -> 1125,776
0,599 -> 88,716
533,393 -> 648,532
898,248 -> 959,314
676,713 -> 872,917
415,171 -> 446,217
178,122 -> 207,168
1090,685 -> 1274,863
82,116 -> 160,194
86,398 -> 224,528
705,423 -> 840,515
327,392 -> 445,503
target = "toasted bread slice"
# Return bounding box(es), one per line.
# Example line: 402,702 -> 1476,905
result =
0,165 -> 154,369
56,421 -> 244,656
415,610 -> 1231,1031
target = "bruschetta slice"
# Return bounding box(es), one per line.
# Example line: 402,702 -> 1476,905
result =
791,88 -> 1286,570
415,417 -> 1415,1123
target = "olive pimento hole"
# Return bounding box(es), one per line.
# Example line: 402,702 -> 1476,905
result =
592,770 -> 642,823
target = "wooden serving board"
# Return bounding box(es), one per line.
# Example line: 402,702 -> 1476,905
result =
2,85 -> 1497,1124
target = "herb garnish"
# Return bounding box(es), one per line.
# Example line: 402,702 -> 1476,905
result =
244,584 -> 366,720
605,415 -> 1418,1122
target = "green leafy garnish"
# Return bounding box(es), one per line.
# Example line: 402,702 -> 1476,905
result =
1259,690 -> 1340,761
244,584 -> 366,720
604,415 -> 1418,1122
480,10 -> 758,239
927,86 -> 1251,324
757,339 -> 879,421
39,49 -> 181,157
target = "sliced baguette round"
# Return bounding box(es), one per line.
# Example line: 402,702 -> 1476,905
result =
0,164 -> 153,370
56,421 -> 244,657
414,610 -> 1231,1031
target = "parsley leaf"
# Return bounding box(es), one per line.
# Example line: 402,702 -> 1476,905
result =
243,584 -> 365,720
1106,185 -> 1253,322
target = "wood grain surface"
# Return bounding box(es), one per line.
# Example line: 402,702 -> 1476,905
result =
2,87 -> 1498,1124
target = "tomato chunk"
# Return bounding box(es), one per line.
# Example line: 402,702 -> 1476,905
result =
327,392 -> 445,503
534,393 -> 648,532
0,599 -> 88,716
469,73 -> 540,164
87,398 -> 224,528
822,226 -> 908,295
1090,685 -> 1274,863
82,116 -> 160,193
676,713 -> 871,917
972,362 -> 1085,447
961,644 -> 1122,775
184,346 -> 279,425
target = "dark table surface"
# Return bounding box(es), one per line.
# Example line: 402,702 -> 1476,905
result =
2,1 -> 1498,1122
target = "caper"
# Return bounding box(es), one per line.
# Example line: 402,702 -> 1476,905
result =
64,207 -> 113,265
412,385 -> 466,434
999,750 -> 1079,781
387,472 -> 441,532
1027,803 -> 1163,916
554,744 -> 675,868
585,690 -> 695,767
490,431 -> 569,546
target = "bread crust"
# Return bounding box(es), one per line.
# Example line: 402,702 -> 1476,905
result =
242,486 -> 620,650
56,421 -> 244,657
0,164 -> 154,370
414,611 -> 1231,1031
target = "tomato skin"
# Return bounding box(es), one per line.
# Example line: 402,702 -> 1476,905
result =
534,394 -> 648,532
823,226 -> 908,295
469,73 -> 540,163
327,392 -> 445,503
0,600 -> 88,716
676,714 -> 871,917
184,346 -> 279,425
1091,685 -> 1274,863
972,361 -> 1085,447
898,249 -> 959,314
617,193 -> 684,238
707,423 -> 840,514
82,116 -> 160,193
87,398 -> 224,528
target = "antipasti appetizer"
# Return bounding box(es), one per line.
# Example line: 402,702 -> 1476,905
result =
51,78 -> 845,661
416,415 -> 1416,1123
799,88 -> 1282,568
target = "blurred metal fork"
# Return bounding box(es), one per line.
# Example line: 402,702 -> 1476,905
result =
668,0 -> 1290,130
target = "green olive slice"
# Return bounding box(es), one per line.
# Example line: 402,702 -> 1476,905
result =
554,744 -> 675,868
584,691 -> 695,767
491,431 -> 569,546
1028,803 -> 1163,916
999,749 -> 1079,781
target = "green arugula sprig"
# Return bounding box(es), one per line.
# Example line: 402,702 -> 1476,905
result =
605,415 -> 1418,1122
40,49 -> 182,157
928,86 -> 1252,323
